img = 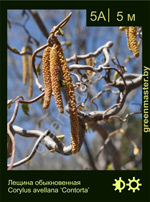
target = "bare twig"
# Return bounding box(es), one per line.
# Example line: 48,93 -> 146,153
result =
67,41 -> 113,63
7,130 -> 50,168
7,93 -> 45,170
77,73 -> 142,123
84,138 -> 97,170
88,122 -> 121,170
50,12 -> 72,35
7,19 -> 39,44
109,111 -> 142,123
96,128 -> 123,162
90,89 -> 119,107
7,44 -> 42,58
28,10 -> 49,39
7,127 -> 16,170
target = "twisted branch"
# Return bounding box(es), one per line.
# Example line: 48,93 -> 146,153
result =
7,130 -> 51,168
9,115 -> 85,158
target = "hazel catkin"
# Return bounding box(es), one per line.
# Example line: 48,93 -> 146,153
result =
28,54 -> 33,98
128,26 -> 139,57
120,26 -> 139,58
22,46 -> 28,85
126,27 -> 131,51
50,45 -> 64,114
85,57 -> 96,84
42,46 -> 52,109
52,36 -> 79,154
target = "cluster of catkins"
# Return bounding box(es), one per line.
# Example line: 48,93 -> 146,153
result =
42,34 -> 79,154
119,26 -> 139,58
22,46 -> 33,98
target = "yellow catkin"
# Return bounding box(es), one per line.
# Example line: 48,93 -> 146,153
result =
28,54 -> 33,98
42,47 -> 52,109
126,27 -> 131,51
128,26 -> 139,57
86,57 -> 96,84
120,26 -> 139,57
22,46 -> 28,85
50,45 -> 64,114
52,36 -> 79,154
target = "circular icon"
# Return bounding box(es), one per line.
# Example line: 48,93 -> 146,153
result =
126,177 -> 142,193
113,177 -> 126,193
